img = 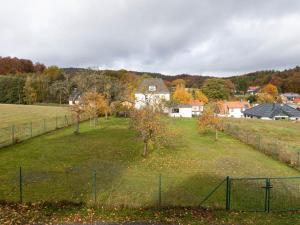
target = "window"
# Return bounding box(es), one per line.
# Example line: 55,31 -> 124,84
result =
149,85 -> 156,92
172,108 -> 179,113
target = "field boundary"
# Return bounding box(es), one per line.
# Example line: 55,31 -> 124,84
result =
0,114 -> 88,149
223,123 -> 300,169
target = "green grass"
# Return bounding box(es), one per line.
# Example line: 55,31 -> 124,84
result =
224,118 -> 300,151
0,103 -> 69,128
0,117 -> 299,211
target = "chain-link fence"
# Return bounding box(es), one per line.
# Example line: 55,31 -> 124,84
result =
223,123 -> 300,168
0,167 -> 226,209
1,167 -> 299,212
0,114 -> 89,149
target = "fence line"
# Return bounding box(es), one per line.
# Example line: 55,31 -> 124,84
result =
223,123 -> 300,168
0,167 -> 299,212
0,114 -> 88,148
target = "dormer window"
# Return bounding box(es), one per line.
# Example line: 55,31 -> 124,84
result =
149,85 -> 156,92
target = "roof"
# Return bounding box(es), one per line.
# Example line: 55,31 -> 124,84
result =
172,105 -> 192,108
136,78 -> 170,94
190,100 -> 204,106
226,101 -> 250,109
243,103 -> 300,118
69,89 -> 82,101
281,93 -> 300,97
247,86 -> 260,92
217,101 -> 250,115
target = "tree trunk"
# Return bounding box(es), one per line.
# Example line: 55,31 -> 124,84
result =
105,111 -> 108,120
143,142 -> 148,157
215,128 -> 218,141
75,114 -> 80,134
94,116 -> 96,128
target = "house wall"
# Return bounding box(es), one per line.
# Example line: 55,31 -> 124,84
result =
228,108 -> 244,118
169,107 -> 192,118
134,93 -> 170,109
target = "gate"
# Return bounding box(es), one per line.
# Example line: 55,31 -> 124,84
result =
201,176 -> 300,212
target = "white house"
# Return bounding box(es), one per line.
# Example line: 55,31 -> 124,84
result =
134,78 -> 170,109
190,100 -> 204,116
218,101 -> 250,118
169,105 -> 192,118
69,89 -> 82,105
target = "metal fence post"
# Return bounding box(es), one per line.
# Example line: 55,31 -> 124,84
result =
267,178 -> 271,213
158,174 -> 162,208
30,122 -> 33,137
225,176 -> 231,210
43,119 -> 46,132
19,167 -> 23,203
93,170 -> 97,204
11,125 -> 15,144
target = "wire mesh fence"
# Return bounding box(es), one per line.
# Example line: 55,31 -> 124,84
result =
223,123 -> 300,168
0,114 -> 88,149
1,167 -> 299,212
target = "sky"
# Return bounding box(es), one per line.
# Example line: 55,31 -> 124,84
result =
1,0 -> 300,76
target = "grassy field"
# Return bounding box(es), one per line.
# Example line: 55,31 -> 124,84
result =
0,103 -> 69,128
224,118 -> 300,150
0,117 -> 299,211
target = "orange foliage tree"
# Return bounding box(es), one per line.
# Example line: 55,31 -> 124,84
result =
172,85 -> 193,104
198,104 -> 222,141
195,90 -> 208,104
261,83 -> 278,97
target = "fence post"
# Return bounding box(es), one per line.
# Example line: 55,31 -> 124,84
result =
267,178 -> 271,213
30,122 -> 33,137
43,119 -> 46,132
19,167 -> 23,203
158,174 -> 162,209
93,170 -> 97,204
65,115 -> 68,126
225,176 -> 231,210
11,125 -> 15,144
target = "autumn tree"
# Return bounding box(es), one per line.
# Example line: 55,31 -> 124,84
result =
261,83 -> 278,97
172,85 -> 192,104
43,66 -> 62,81
70,103 -> 85,134
195,90 -> 208,104
23,76 -> 37,104
257,83 -> 279,103
202,78 -> 231,100
171,79 -> 186,88
130,106 -> 174,157
83,91 -> 111,127
198,104 -> 222,141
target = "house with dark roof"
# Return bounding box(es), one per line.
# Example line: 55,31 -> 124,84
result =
243,103 -> 300,120
69,88 -> 82,105
134,78 -> 170,109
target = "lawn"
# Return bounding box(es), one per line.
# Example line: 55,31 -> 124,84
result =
224,118 -> 300,151
0,117 -> 299,212
0,103 -> 70,128
0,104 -> 72,148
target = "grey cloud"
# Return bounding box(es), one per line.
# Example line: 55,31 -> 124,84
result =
0,0 -> 300,76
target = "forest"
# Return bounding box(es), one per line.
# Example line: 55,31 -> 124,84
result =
0,56 -> 300,104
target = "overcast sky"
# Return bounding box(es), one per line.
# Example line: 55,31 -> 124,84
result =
1,0 -> 300,76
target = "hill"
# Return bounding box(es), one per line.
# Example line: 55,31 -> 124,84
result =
62,66 -> 300,93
